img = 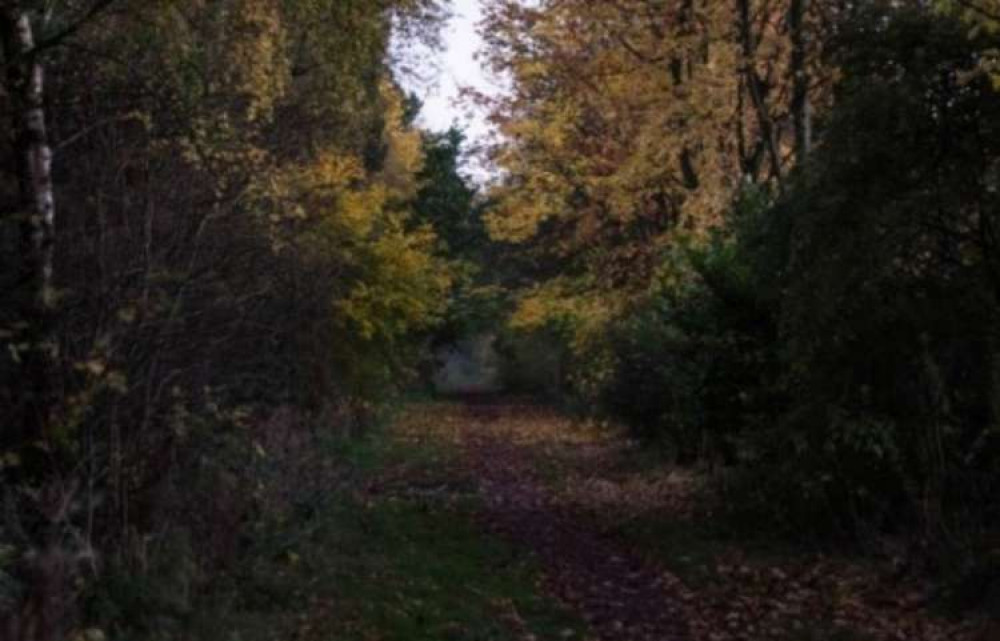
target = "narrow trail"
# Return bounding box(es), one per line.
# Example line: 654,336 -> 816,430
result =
396,398 -> 986,641
454,399 -> 692,641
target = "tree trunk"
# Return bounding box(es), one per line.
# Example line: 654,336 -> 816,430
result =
1,4 -> 57,445
737,0 -> 785,191
789,0 -> 812,163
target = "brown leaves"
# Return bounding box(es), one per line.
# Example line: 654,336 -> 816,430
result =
674,554 -> 976,641
424,399 -> 991,641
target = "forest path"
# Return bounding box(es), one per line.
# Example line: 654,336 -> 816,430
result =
453,398 -> 691,641
385,398 -> 983,641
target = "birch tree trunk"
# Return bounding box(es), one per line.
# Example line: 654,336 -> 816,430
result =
1,3 -> 57,443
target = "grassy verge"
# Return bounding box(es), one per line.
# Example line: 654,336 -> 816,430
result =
185,403 -> 583,641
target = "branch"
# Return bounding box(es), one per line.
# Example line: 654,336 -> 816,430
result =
616,33 -> 666,65
33,0 -> 121,54
951,0 -> 1000,24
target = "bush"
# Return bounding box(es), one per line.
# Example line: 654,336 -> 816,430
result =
598,6 -> 1000,547
603,191 -> 782,464
766,5 -> 1000,540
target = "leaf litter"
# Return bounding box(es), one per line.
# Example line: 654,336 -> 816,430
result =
390,399 -> 994,641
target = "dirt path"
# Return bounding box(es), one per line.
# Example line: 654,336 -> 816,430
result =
455,399 -> 691,641
416,398 -> 987,641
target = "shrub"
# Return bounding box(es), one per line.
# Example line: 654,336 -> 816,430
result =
603,191 -> 782,464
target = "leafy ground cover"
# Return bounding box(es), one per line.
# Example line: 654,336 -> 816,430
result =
184,403 -> 583,641
179,399 -> 992,641
447,399 -> 992,641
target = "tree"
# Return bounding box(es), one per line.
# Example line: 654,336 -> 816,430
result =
0,1 -> 450,636
1,3 -> 57,451
412,127 -> 483,256
768,3 -> 1000,536
478,0 -> 838,371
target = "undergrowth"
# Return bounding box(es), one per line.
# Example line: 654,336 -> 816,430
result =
95,403 -> 581,641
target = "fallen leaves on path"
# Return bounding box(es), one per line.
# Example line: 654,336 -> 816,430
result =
395,399 -> 991,641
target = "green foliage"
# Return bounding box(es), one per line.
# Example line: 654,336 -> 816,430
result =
764,4 -> 1000,536
106,406 -> 583,641
603,4 -> 1000,542
602,192 -> 782,463
580,3 -> 1000,545
0,0 -> 454,635
410,127 -> 506,344
412,128 -> 486,258
87,530 -> 198,637
494,325 -> 570,398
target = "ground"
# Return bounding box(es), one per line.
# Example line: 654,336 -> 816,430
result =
206,398 -> 990,641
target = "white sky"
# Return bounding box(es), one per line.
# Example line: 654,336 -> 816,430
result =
408,0 -> 498,143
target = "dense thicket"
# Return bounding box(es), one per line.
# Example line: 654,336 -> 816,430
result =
483,0 -> 1000,568
0,1 -> 453,638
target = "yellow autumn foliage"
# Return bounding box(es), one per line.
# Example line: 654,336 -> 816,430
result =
93,0 -> 453,395
378,81 -> 425,200
510,279 -> 620,348
336,221 -> 452,342
277,82 -> 451,353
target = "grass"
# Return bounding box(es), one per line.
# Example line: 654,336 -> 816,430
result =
184,404 -> 583,641
611,511 -> 729,589
92,400 -> 980,641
